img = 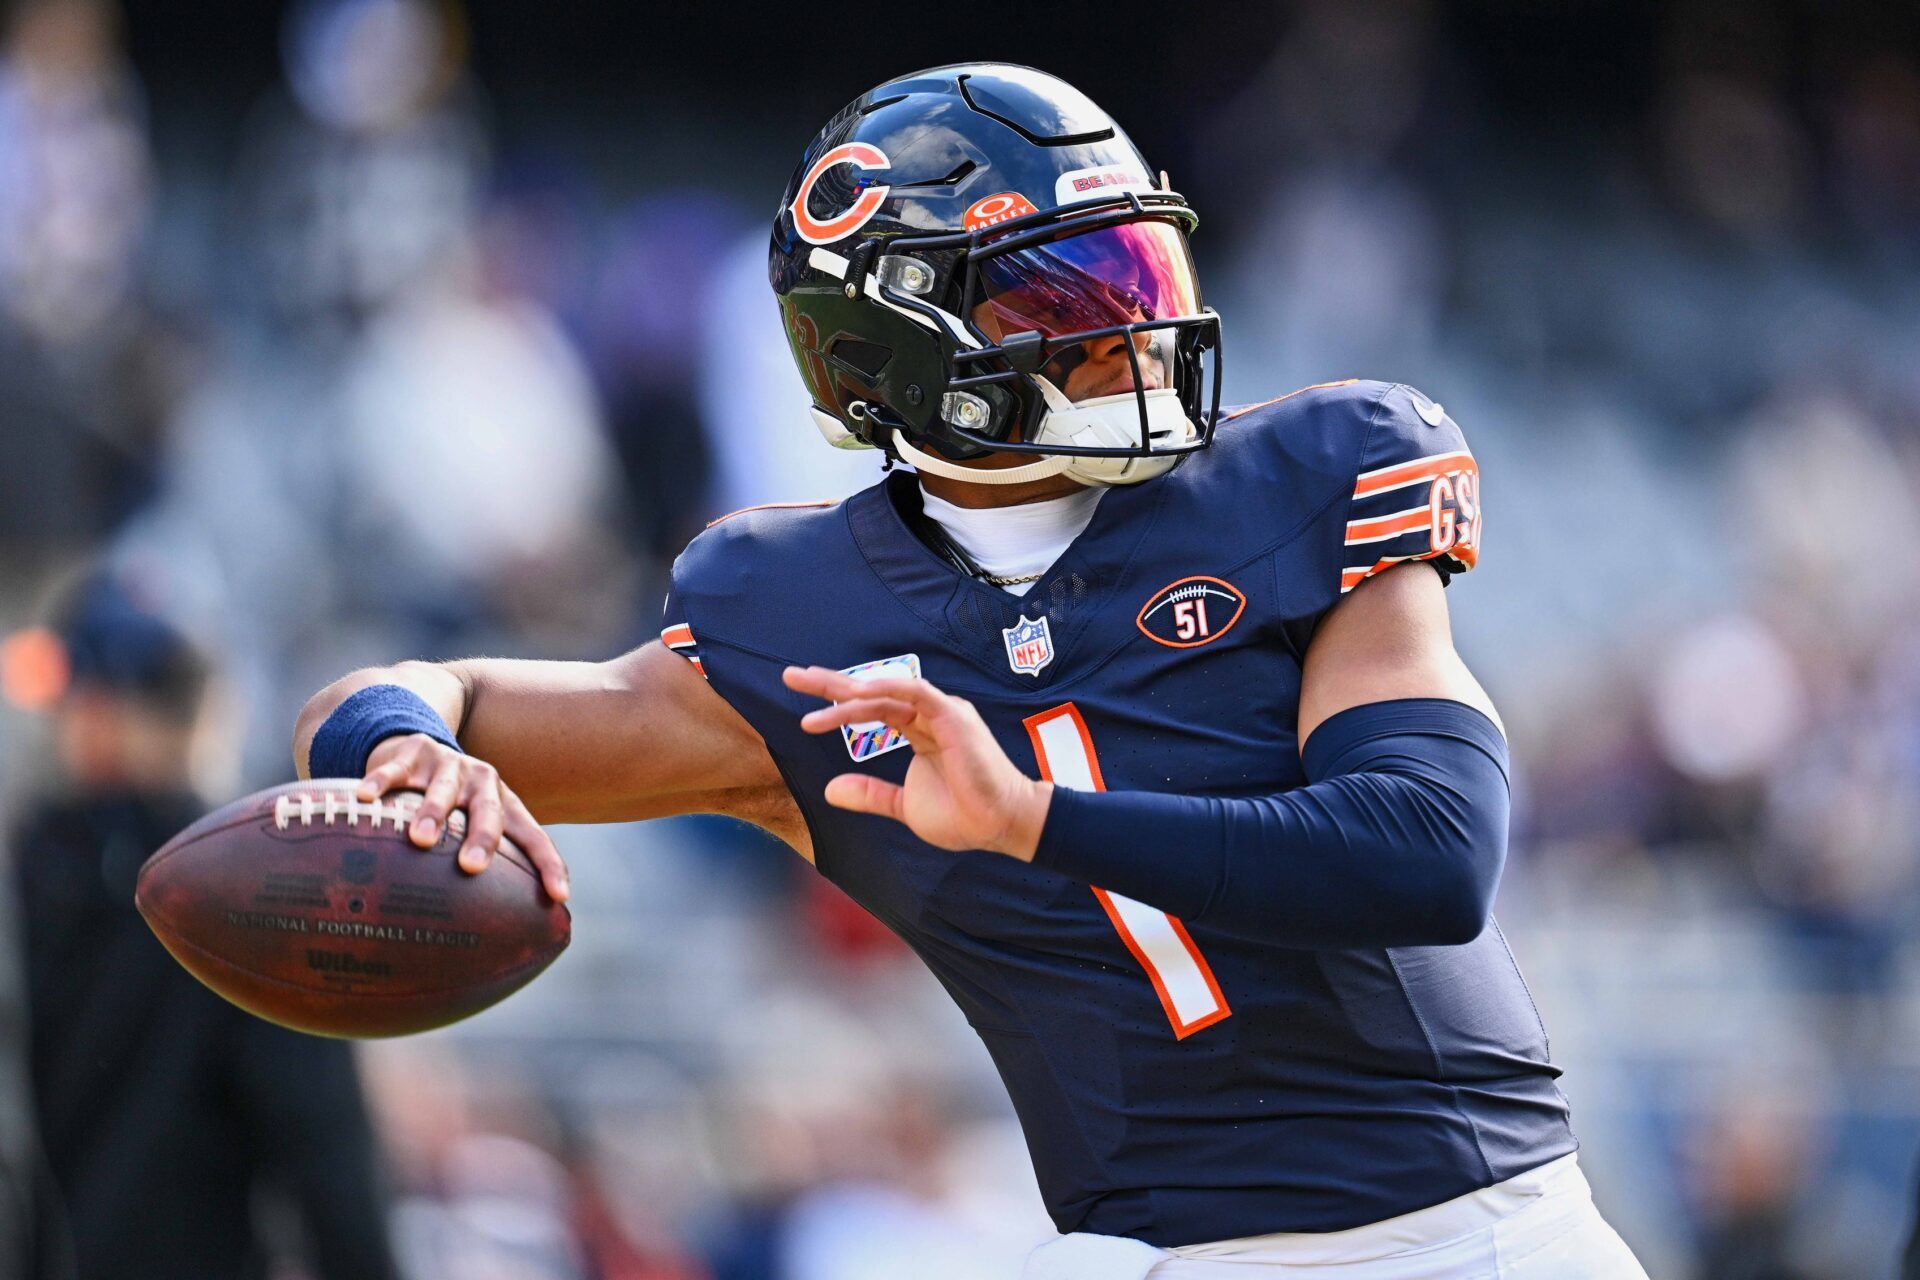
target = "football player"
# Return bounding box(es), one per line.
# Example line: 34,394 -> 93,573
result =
295,65 -> 1648,1279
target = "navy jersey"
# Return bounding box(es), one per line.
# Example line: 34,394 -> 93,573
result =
663,379 -> 1571,1246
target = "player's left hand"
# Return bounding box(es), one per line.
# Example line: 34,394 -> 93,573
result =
784,665 -> 1052,860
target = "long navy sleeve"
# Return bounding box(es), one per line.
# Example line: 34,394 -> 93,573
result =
1031,698 -> 1510,949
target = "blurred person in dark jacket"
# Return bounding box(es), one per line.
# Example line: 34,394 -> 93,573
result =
9,570 -> 402,1280
1689,1099 -> 1827,1280
0,867 -> 67,1279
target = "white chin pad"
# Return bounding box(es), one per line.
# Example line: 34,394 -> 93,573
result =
1029,387 -> 1198,487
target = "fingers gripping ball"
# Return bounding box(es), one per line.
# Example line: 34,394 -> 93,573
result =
136,780 -> 570,1038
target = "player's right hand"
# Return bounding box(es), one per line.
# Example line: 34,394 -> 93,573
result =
357,733 -> 570,903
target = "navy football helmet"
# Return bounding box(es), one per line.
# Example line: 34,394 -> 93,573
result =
769,64 -> 1223,486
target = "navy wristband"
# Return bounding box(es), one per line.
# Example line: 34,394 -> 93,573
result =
307,684 -> 461,779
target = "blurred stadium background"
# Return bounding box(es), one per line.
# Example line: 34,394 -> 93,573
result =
1,0 -> 1917,1275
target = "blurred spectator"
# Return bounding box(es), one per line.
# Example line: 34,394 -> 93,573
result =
1202,0 -> 1456,395
1827,51 -> 1920,268
362,1041 -> 709,1280
587,192 -> 745,576
0,0 -> 148,352
0,0 -> 172,548
121,0 -> 629,783
1656,1 -> 1811,248
8,568 -> 401,1280
235,0 -> 484,330
335,254 -> 626,648
1688,1092 -> 1828,1280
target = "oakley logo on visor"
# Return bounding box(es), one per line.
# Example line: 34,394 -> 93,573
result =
790,142 -> 892,246
965,191 -> 1040,231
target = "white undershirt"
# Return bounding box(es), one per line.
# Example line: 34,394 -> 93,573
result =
919,483 -> 1105,596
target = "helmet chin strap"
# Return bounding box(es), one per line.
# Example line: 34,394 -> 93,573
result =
888,375 -> 1190,488
890,431 -> 1075,485
887,374 -> 1082,486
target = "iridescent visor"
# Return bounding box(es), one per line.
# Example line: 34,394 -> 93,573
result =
972,220 -> 1201,348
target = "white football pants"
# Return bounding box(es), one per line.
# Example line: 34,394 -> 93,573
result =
1021,1154 -> 1648,1280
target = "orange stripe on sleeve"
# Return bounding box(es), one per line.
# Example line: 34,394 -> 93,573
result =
1352,451 -> 1475,499
1344,507 -> 1430,543
661,623 -> 695,648
1341,545 -> 1478,592
1342,555 -> 1419,591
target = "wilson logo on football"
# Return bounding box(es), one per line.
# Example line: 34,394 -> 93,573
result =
1137,577 -> 1245,649
789,142 -> 892,246
964,191 -> 1039,232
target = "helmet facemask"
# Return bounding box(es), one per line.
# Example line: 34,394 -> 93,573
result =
862,194 -> 1224,488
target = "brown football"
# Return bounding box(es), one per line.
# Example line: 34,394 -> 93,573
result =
136,779 -> 570,1038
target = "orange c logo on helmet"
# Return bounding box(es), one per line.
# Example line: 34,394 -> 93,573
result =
789,142 -> 892,246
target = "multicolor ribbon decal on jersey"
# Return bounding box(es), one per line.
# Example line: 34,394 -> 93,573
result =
837,654 -> 921,761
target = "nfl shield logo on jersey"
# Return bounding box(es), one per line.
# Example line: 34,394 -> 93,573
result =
1002,614 -> 1054,677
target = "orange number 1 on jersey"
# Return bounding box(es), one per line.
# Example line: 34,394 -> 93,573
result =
1023,704 -> 1231,1040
